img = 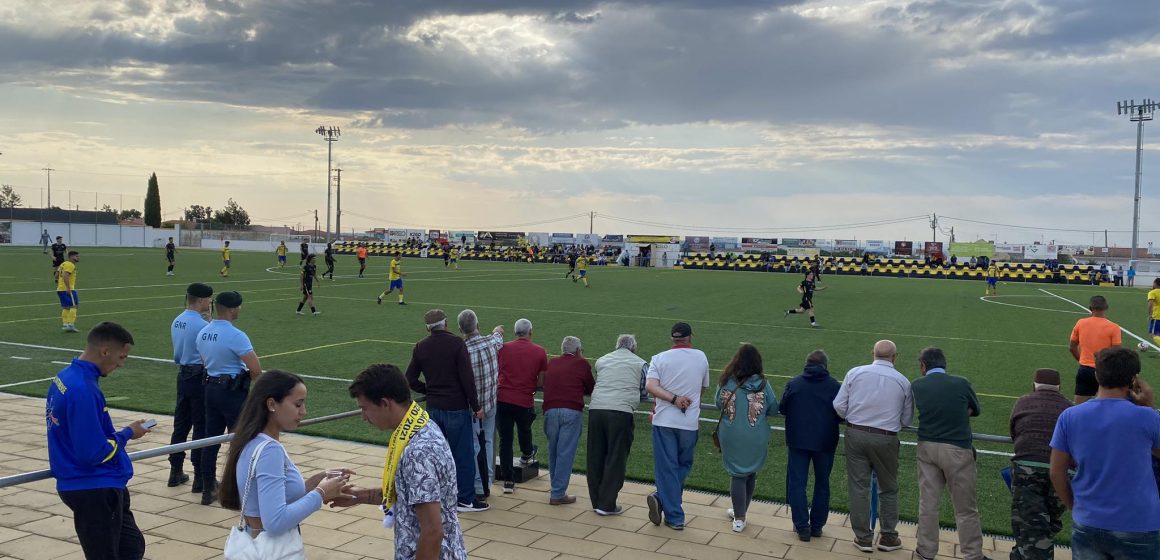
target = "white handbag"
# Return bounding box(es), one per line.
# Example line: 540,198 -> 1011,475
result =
223,439 -> 307,560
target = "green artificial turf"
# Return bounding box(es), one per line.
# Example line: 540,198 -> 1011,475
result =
2,245 -> 1154,540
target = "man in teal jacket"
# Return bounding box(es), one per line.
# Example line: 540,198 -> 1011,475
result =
47,322 -> 152,560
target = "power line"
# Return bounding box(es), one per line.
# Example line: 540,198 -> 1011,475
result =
597,213 -> 930,234
940,215 -> 1160,234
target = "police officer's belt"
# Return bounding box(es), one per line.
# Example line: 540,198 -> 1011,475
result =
179,364 -> 206,374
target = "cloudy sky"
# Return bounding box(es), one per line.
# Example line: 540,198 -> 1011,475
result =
0,0 -> 1157,246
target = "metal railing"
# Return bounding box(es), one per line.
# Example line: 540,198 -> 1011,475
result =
0,409 -> 361,488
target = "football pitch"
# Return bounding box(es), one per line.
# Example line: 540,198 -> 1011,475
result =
1,246 -> 1154,539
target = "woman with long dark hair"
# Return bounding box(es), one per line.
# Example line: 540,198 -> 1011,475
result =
715,344 -> 778,533
219,370 -> 352,542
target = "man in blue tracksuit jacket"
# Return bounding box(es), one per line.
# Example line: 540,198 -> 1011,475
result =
46,322 -> 152,560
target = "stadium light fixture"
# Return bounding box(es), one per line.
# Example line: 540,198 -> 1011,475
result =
1116,99 -> 1157,264
315,126 -> 341,244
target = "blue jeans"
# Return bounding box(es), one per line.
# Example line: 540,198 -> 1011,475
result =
544,408 -> 583,499
428,407 -> 477,505
786,447 -> 835,534
652,426 -> 699,525
473,407 -> 496,496
1072,522 -> 1160,559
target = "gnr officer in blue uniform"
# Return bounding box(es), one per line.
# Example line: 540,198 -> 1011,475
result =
195,290 -> 262,505
168,282 -> 212,491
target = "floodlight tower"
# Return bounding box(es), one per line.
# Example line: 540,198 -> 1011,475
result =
315,126 -> 341,244
1116,99 -> 1157,263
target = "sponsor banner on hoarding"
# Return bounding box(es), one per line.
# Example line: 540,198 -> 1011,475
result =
476,231 -> 522,241
551,233 -> 574,239
786,248 -> 820,258
865,240 -> 888,253
923,241 -> 944,255
550,233 -> 576,245
1023,244 -> 1058,259
741,237 -> 778,251
627,235 -> 680,244
835,239 -> 859,250
387,228 -> 408,241
949,241 -> 995,258
406,229 -> 425,239
601,234 -> 624,243
814,239 -> 834,250
994,243 -> 1023,254
685,236 -> 711,251
711,237 -> 740,249
526,232 -> 550,245
894,241 -> 914,255
576,233 -> 601,246
781,238 -> 817,248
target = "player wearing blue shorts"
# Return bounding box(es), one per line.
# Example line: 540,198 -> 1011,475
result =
56,251 -> 80,332
1148,279 -> 1160,347
377,253 -> 407,305
985,263 -> 999,296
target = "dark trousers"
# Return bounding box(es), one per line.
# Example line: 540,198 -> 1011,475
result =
199,382 -> 247,485
497,401 -> 536,482
325,260 -> 335,278
59,487 -> 145,560
1010,464 -> 1065,560
586,409 -> 634,511
169,370 -> 206,471
428,406 -> 477,505
786,447 -> 836,533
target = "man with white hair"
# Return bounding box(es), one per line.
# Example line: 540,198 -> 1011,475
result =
587,334 -> 647,515
833,339 -> 913,553
406,309 -> 489,512
645,322 -> 710,531
496,318 -> 549,494
459,309 -> 505,500
542,336 -> 594,505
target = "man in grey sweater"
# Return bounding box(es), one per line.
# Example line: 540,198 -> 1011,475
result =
586,334 -> 647,516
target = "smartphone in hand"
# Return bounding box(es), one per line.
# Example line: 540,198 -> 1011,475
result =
142,419 -> 157,430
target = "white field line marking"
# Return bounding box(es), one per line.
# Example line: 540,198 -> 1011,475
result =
978,296 -> 1088,315
9,356 -> 30,360
323,295 -> 1064,349
0,377 -> 54,389
0,296 -> 302,325
0,276 -> 301,296
1038,288 -> 1160,351
50,361 -> 70,365
259,340 -> 371,360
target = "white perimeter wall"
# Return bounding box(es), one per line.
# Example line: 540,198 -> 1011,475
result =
201,239 -> 327,254
9,221 -> 172,248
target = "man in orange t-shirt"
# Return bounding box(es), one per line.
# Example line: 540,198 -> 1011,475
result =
1069,295 -> 1122,403
356,244 -> 368,278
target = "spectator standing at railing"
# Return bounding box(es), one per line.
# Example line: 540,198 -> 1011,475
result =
1009,368 -> 1072,560
832,340 -> 912,554
458,309 -> 504,501
779,350 -> 841,542
1050,347 -> 1160,558
715,343 -> 778,533
47,322 -> 152,560
587,334 -> 647,516
168,283 -> 213,490
542,336 -> 594,505
496,318 -> 547,494
910,347 -> 985,560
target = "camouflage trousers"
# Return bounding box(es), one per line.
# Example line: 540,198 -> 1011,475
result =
1009,463 -> 1064,560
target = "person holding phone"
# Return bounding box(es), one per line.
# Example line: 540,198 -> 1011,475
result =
47,322 -> 153,559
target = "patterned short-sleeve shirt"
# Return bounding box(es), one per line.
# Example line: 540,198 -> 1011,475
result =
394,423 -> 467,560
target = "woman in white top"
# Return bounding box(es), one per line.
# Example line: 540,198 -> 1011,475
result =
219,370 -> 352,537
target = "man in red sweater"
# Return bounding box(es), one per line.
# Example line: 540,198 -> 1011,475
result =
543,336 -> 595,504
496,318 -> 549,494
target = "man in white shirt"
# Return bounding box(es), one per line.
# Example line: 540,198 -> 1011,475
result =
832,340 -> 913,554
644,322 -> 710,531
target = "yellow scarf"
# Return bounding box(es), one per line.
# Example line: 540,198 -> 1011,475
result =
381,401 -> 429,511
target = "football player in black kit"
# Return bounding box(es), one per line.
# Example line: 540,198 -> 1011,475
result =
165,237 -> 177,276
784,271 -> 827,327
297,254 -> 320,316
323,243 -> 337,280
299,240 -> 310,265
50,236 -> 67,281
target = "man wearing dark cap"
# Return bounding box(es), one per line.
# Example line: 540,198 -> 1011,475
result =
406,309 -> 489,512
167,283 -> 213,490
1009,368 -> 1072,560
194,290 -> 262,505
644,322 -> 710,530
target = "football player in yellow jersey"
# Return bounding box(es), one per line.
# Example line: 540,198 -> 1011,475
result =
985,262 -> 999,296
1148,278 -> 1160,347
56,251 -> 80,332
275,241 -> 288,268
450,247 -> 460,270
220,241 -> 232,277
377,252 -> 407,305
575,255 -> 590,287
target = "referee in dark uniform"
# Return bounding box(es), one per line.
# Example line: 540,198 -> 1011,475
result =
169,283 -> 212,490
194,291 -> 262,505
324,242 -> 337,280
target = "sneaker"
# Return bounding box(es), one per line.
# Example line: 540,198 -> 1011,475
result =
911,553 -> 934,560
457,500 -> 490,513
296,311 -> 304,315
646,492 -> 662,526
549,495 -> 577,505
312,311 -> 321,316
811,322 -> 819,328
796,531 -> 811,542
732,519 -> 746,533
664,520 -> 684,531
852,537 -> 874,553
398,301 -> 407,305
503,482 -> 515,494
877,534 -> 903,552
520,445 -> 539,466
594,506 -> 623,516
64,324 -> 78,333
784,309 -> 790,318
376,296 -> 382,305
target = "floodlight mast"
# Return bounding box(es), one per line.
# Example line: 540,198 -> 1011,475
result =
1117,99 -> 1157,264
315,126 -> 341,244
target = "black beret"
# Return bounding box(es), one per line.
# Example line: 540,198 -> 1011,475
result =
215,291 -> 243,308
186,283 -> 213,298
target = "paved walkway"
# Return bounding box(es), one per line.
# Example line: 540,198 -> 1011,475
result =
0,393 -> 1063,560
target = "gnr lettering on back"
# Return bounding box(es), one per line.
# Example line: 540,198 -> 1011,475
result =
201,332 -> 218,342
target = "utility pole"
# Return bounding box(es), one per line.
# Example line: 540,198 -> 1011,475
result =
315,126 -> 341,244
333,167 -> 342,242
1116,99 -> 1157,264
314,209 -> 319,243
589,211 -> 596,234
42,167 -> 54,208
929,213 -> 938,244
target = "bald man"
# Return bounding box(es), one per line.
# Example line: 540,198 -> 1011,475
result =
833,340 -> 914,554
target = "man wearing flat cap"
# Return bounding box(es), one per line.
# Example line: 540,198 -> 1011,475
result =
194,290 -> 262,505
1009,368 -> 1071,560
167,283 -> 213,490
406,309 -> 489,512
644,322 -> 710,531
